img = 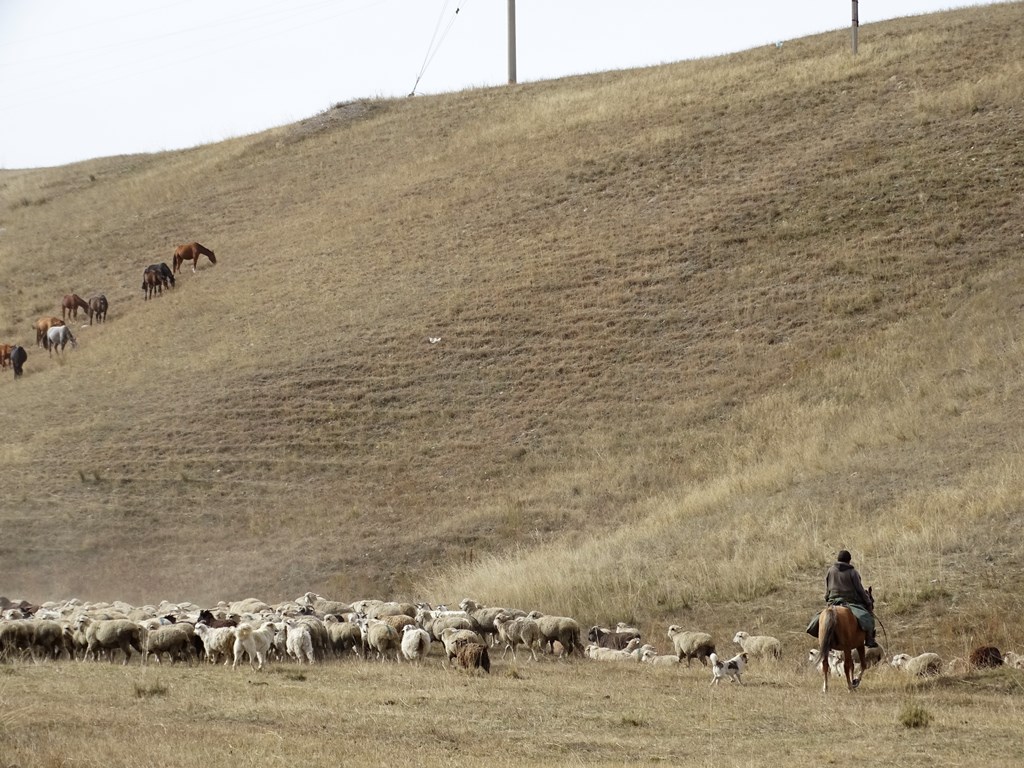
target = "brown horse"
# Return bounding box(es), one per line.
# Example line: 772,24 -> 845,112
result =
142,269 -> 165,300
34,316 -> 65,347
172,242 -> 216,274
816,603 -> 871,692
61,293 -> 90,320
87,295 -> 108,325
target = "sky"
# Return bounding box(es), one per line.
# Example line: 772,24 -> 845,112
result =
0,0 -> 1004,169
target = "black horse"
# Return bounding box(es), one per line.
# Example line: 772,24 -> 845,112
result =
10,345 -> 27,377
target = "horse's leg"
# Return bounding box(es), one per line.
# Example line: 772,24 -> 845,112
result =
845,650 -> 856,690
821,655 -> 829,693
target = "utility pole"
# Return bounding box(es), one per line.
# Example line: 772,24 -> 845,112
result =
507,0 -> 516,83
851,0 -> 859,54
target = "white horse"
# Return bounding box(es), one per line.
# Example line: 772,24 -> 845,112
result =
45,324 -> 77,356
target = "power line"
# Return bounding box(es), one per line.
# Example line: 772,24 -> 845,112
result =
409,1 -> 468,97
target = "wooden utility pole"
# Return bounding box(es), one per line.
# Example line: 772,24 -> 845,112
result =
507,0 -> 516,83
851,0 -> 859,54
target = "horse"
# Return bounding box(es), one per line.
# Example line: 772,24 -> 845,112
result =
61,293 -> 90,320
172,242 -> 216,274
816,603 -> 872,692
10,345 -> 27,377
44,324 -> 77,356
87,295 -> 108,325
34,316 -> 65,347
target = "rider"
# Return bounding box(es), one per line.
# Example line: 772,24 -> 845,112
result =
825,550 -> 877,647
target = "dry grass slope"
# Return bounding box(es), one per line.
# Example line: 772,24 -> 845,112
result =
1,4 -> 1024,658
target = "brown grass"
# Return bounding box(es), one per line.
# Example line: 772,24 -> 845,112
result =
1,2 -> 1024,669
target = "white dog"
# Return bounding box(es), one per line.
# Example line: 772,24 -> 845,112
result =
709,651 -> 747,685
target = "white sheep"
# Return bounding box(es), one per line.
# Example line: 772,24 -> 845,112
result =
285,620 -> 316,664
585,638 -> 644,662
194,624 -> 237,665
400,624 -> 432,663
640,648 -> 681,665
890,652 -> 943,676
74,617 -> 146,664
233,622 -> 279,670
732,631 -> 782,660
526,611 -> 583,657
666,625 -> 715,666
493,611 -> 543,662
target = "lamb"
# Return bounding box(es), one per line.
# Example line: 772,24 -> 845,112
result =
1002,651 -> 1024,669
75,617 -> 146,664
640,648 -> 681,665
400,624 -> 432,663
526,611 -> 583,657
666,626 -> 715,666
493,612 -> 543,662
144,624 -> 196,665
453,639 -> 490,674
233,622 -> 279,669
732,631 -> 782,660
890,652 -> 943,676
284,620 -> 316,664
193,623 -> 237,665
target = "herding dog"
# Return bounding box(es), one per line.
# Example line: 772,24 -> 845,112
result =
709,651 -> 748,686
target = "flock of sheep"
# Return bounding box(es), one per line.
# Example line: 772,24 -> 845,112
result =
2,593 -> 1021,685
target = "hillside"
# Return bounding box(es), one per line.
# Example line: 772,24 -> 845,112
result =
2,3 -> 1024,655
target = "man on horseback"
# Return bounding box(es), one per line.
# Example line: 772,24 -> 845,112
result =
821,550 -> 877,647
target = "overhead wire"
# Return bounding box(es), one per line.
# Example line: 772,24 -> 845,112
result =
409,0 -> 469,97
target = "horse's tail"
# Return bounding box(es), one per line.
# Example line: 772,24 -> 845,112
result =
817,607 -> 836,658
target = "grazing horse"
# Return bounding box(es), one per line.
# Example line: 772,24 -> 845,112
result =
172,242 -> 216,274
88,295 -> 108,325
816,604 -> 871,692
44,324 -> 77,356
34,316 -> 65,347
10,345 -> 27,377
61,293 -> 90,320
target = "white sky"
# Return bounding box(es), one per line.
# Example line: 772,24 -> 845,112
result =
0,0 -> 1003,169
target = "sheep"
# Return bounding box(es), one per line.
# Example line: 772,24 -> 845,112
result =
324,615 -> 364,657
585,638 -> 643,662
30,620 -> 74,661
666,626 -> 715,667
968,645 -> 1003,668
588,625 -> 641,650
526,611 -> 583,658
732,631 -> 782,660
458,599 -> 519,645
440,627 -> 486,664
284,620 -> 316,664
298,592 -> 354,618
75,617 -> 145,664
144,624 -> 196,665
233,622 -> 279,670
493,612 -> 543,662
1002,650 -> 1024,669
360,618 -> 401,662
0,620 -> 36,661
640,648 -> 681,665
453,639 -> 490,674
417,608 -> 476,642
890,652 -> 943,676
193,623 -> 237,665
808,644 -> 884,675
400,624 -> 432,663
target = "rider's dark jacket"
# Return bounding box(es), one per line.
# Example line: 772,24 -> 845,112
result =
824,561 -> 874,611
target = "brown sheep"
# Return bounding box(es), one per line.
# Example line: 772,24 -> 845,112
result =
454,639 -> 490,674
969,645 -> 1003,668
